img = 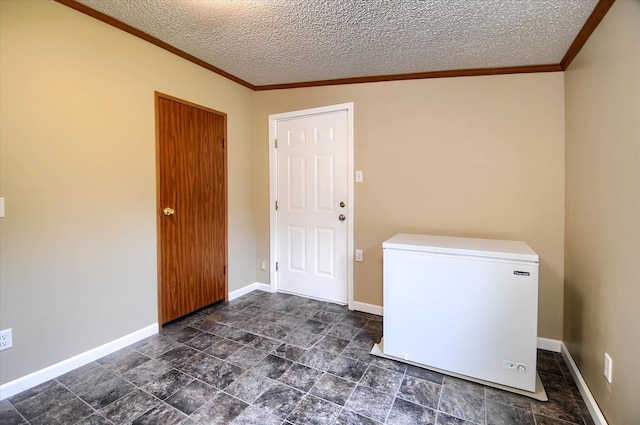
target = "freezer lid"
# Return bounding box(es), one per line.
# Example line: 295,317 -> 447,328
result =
383,233 -> 539,263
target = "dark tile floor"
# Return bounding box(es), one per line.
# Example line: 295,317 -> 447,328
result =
1,291 -> 595,425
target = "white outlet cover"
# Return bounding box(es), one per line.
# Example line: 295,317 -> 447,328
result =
0,328 -> 12,351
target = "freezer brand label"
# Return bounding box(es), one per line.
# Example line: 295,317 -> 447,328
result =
513,271 -> 530,276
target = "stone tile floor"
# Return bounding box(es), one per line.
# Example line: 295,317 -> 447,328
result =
1,291 -> 595,425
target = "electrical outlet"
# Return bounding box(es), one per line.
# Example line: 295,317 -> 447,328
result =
0,328 -> 12,351
260,260 -> 267,271
604,353 -> 613,383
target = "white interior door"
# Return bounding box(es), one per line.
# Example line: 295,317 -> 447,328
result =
272,107 -> 351,303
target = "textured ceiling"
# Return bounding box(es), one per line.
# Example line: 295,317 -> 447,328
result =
73,0 -> 600,87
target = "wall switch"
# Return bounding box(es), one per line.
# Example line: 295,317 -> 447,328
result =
0,197 -> 4,218
355,170 -> 363,183
0,329 -> 12,351
604,353 -> 613,383
355,249 -> 363,262
260,260 -> 267,271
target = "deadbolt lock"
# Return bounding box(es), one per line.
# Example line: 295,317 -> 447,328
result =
339,201 -> 345,208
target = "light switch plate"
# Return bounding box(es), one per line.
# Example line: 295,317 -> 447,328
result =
0,197 -> 4,218
604,353 -> 613,383
355,171 -> 363,183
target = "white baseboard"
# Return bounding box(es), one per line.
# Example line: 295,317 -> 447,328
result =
561,343 -> 608,425
229,282 -> 272,301
537,337 -> 562,352
351,301 -> 383,316
0,324 -> 158,401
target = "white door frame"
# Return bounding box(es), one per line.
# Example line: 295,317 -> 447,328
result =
268,102 -> 354,309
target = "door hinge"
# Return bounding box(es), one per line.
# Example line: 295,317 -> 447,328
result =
274,139 -> 278,149
224,265 -> 227,275
275,200 -> 278,210
222,138 -> 227,149
275,262 -> 279,271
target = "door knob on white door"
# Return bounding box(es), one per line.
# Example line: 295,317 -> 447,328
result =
338,214 -> 346,221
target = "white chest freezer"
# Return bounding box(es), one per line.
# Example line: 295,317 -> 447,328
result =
382,233 -> 539,392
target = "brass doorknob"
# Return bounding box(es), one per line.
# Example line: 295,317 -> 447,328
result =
163,207 -> 175,216
338,214 -> 346,221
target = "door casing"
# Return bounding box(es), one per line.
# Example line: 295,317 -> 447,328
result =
268,103 -> 354,309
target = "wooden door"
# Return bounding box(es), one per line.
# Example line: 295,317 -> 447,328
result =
276,110 -> 349,303
156,93 -> 227,325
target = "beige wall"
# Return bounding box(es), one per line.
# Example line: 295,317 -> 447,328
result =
564,0 -> 640,423
0,1 -> 256,384
254,73 -> 566,340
